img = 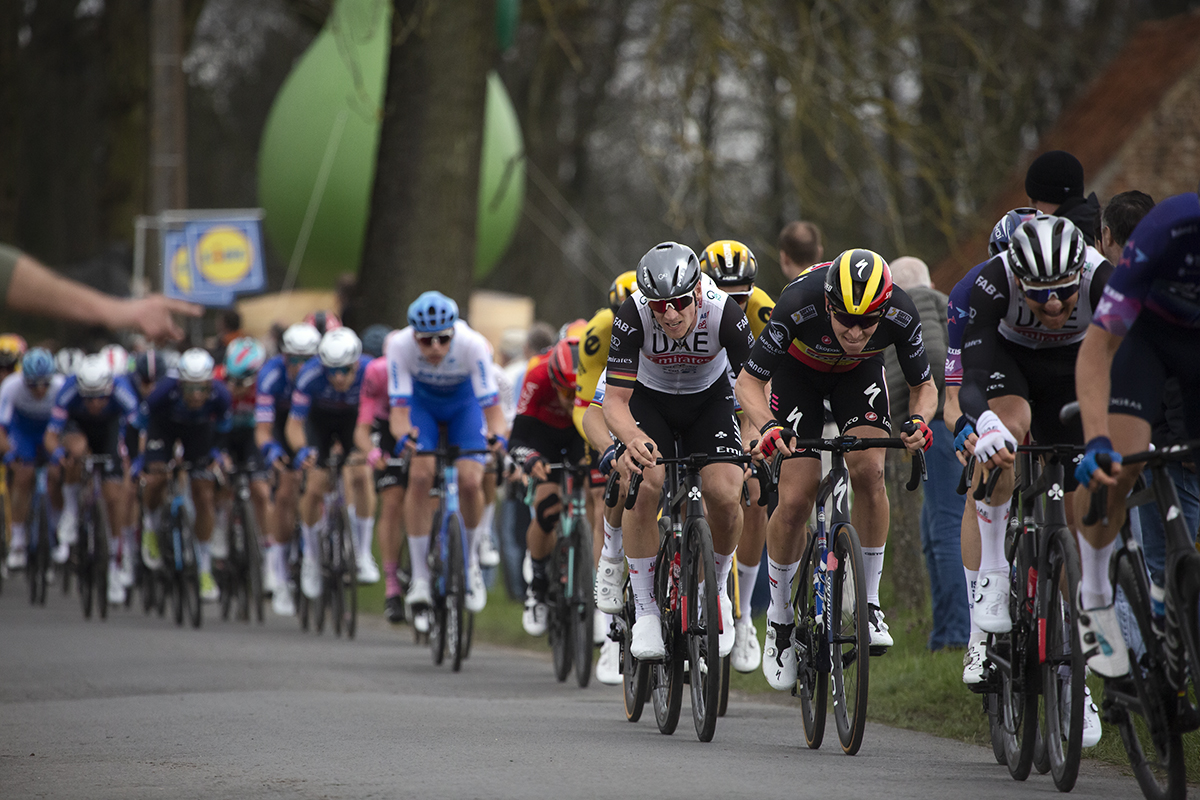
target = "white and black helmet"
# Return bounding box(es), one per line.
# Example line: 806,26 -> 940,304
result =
177,348 -> 215,383
76,354 -> 114,397
636,242 -> 702,300
1007,214 -> 1087,283
318,328 -> 361,369
55,347 -> 85,376
281,322 -> 321,357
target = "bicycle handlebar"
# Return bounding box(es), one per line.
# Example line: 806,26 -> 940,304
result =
757,435 -> 926,496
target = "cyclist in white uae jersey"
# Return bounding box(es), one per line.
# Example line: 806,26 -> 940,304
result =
604,242 -> 754,661
387,292 -> 507,617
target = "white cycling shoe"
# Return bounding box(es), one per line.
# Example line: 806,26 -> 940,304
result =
594,556 -> 624,614
356,552 -> 381,585
466,561 -> 487,613
717,595 -> 736,658
962,633 -> 989,685
630,615 -> 666,660
973,570 -> 1012,633
300,555 -> 322,601
763,621 -> 797,690
595,638 -> 622,685
731,618 -> 762,673
522,590 -> 549,637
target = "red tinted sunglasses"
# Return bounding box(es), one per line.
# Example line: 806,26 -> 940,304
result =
647,295 -> 695,314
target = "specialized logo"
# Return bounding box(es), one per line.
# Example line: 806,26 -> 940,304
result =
855,258 -> 870,279
863,382 -> 882,407
833,477 -> 849,510
787,406 -> 803,430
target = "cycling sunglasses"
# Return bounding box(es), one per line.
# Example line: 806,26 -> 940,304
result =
724,289 -> 753,304
181,382 -> 210,396
416,333 -> 453,346
1020,278 -> 1080,304
325,364 -> 356,377
24,379 -> 51,391
285,354 -> 309,367
831,309 -> 883,329
647,294 -> 695,314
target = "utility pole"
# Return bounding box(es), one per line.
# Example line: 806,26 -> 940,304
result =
149,0 -> 187,215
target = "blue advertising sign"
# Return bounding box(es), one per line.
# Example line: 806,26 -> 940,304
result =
184,218 -> 266,297
162,229 -> 234,307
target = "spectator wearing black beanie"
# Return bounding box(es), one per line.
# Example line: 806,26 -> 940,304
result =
1024,150 -> 1102,246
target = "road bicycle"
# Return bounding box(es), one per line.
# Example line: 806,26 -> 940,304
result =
531,455 -> 595,688
217,466 -> 266,624
76,455 -> 116,621
154,460 -> 202,629
619,444 -> 753,743
967,441 -> 1088,791
310,452 -> 358,638
1090,442 -> 1200,800
766,433 -> 925,756
24,461 -> 54,607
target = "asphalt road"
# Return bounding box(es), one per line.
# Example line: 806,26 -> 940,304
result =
0,583 -> 1141,800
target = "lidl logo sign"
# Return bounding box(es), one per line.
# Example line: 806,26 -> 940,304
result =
163,217 -> 265,307
195,226 -> 254,286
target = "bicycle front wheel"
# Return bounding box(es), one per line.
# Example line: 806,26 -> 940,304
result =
446,515 -> 467,672
652,534 -> 683,735
572,517 -> 595,689
95,510 -> 109,621
685,517 -> 721,742
1040,526 -> 1084,791
549,536 -> 573,682
343,517 -> 357,640
794,537 -> 826,750
622,578 -> 650,722
828,523 -> 869,755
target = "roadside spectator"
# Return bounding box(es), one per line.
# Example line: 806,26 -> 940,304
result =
883,256 -> 967,651
777,221 -> 824,282
0,244 -> 199,340
1024,150 -> 1101,245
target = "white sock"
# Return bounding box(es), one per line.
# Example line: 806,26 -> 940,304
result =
357,516 -> 374,559
11,522 -> 26,550
964,567 -> 983,636
466,525 -> 481,570
862,546 -> 886,607
210,509 -> 229,559
197,541 -> 212,575
408,535 -> 430,584
1078,534 -> 1116,609
63,483 -> 80,517
766,558 -> 799,625
601,519 -> 623,560
737,559 -> 759,621
975,501 -> 1010,574
627,555 -> 658,620
268,543 -> 287,588
713,551 -> 734,600
121,526 -> 136,566
300,522 -> 318,560
478,503 -> 496,548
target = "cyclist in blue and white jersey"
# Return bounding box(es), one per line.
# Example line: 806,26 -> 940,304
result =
141,348 -> 233,601
256,322 -> 321,607
0,347 -> 63,571
386,291 -> 507,617
286,327 -> 377,601
46,354 -> 141,602
1075,191 -> 1200,679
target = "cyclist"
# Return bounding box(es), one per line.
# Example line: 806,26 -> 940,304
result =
944,206 -> 1037,684
386,291 -> 507,620
55,347 -> 85,378
287,327 -> 377,600
0,334 -> 27,383
734,248 -> 935,689
1074,190 -> 1200,679
0,347 -> 64,571
256,322 -> 321,610
45,354 -> 140,601
511,337 -> 587,633
700,239 -> 775,673
142,348 -> 233,602
305,309 -> 341,336
604,241 -> 753,661
355,336 -> 409,622
574,271 -> 637,663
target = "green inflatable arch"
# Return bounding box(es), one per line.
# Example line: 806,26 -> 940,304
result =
257,0 -> 525,288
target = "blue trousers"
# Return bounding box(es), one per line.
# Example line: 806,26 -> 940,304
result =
920,424 -> 970,649
1135,462 -> 1200,588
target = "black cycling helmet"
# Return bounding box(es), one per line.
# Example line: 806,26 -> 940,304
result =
636,242 -> 701,300
134,349 -> 164,384
360,324 -> 391,358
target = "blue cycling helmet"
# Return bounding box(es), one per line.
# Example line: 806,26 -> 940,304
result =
21,347 -> 55,383
989,207 -> 1038,257
407,291 -> 458,334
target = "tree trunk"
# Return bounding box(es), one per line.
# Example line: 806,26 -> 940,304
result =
357,0 -> 495,328
885,449 -> 928,613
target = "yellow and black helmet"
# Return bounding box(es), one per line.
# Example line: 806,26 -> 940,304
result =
824,249 -> 893,315
608,271 -> 638,312
699,240 -> 758,287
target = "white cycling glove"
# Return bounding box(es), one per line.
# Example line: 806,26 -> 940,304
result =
974,410 -> 1017,464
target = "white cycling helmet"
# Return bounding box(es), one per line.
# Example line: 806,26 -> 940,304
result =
318,328 -> 362,369
1007,214 -> 1087,284
76,354 -> 114,397
55,347 -> 85,376
177,347 -> 215,383
282,323 -> 321,357
99,343 -> 129,375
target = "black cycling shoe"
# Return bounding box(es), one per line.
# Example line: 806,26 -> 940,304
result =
385,594 -> 406,624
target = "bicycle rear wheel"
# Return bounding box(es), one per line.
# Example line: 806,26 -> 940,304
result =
330,515 -> 346,638
685,518 -> 721,742
549,536 -> 573,682
1112,551 -> 1186,800
622,580 -> 649,722
94,508 -> 109,621
794,539 -> 827,750
829,523 -> 869,755
343,517 -> 357,639
30,505 -> 50,606
572,518 -> 595,689
446,515 -> 466,672
986,692 -> 1008,765
1040,526 -> 1084,791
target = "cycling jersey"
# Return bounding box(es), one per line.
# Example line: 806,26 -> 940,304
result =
745,286 -> 776,339
143,376 -> 233,470
255,355 -> 295,425
944,262 -> 988,388
1095,192 -> 1200,336
386,320 -> 498,408
290,355 -> 372,420
573,307 -> 613,441
743,264 -> 930,384
357,357 -> 388,427
48,374 -> 139,434
0,372 -> 65,462
959,248 -> 1112,424
511,352 -> 584,477
215,365 -> 256,430
607,274 -> 753,395
516,353 -> 573,431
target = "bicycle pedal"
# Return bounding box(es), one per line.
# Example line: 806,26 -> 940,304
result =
868,644 -> 889,657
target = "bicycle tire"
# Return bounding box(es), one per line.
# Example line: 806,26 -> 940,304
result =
94,504 -> 109,620
343,517 -> 357,640
829,522 -> 869,755
228,501 -> 246,622
996,529 -> 1039,780
572,517 -> 595,689
652,536 -> 684,736
1169,549 -> 1200,700
181,521 -> 200,629
30,501 -> 50,606
622,581 -> 649,722
330,513 -> 345,638
1113,552 -> 1186,800
986,692 -> 1008,765
549,535 -> 573,682
794,538 -> 827,750
1040,526 -> 1084,791
685,517 -> 721,742
78,511 -> 95,620
447,515 -> 467,672
717,654 -> 731,717
219,560 -> 235,622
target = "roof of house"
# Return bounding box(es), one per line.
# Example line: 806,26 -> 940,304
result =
930,10 -> 1200,289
